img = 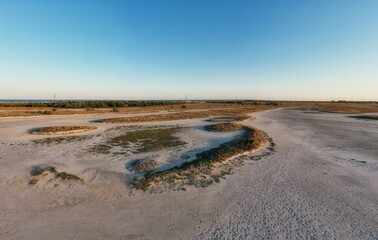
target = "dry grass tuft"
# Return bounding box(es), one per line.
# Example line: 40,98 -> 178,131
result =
29,126 -> 97,135
32,135 -> 93,145
29,166 -> 81,184
56,172 -> 81,180
127,158 -> 161,173
31,166 -> 57,176
204,123 -> 243,132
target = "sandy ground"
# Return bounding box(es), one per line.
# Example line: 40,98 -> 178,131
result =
0,108 -> 377,239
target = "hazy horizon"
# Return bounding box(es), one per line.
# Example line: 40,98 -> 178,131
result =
1,1 -> 377,101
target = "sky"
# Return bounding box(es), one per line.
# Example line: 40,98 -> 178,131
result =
0,0 -> 377,101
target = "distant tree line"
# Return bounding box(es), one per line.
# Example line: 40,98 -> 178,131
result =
0,101 -> 182,108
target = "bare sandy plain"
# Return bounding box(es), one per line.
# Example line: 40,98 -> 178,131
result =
0,108 -> 377,239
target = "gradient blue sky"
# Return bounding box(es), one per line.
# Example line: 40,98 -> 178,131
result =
1,0 -> 377,100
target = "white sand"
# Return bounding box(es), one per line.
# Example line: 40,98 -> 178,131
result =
0,108 -> 377,239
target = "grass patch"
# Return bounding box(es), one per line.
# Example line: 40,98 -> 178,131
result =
56,172 -> 81,180
109,127 -> 185,153
31,166 -> 57,176
131,125 -> 265,191
204,123 -> 243,132
29,126 -> 97,135
91,127 -> 186,154
32,135 -> 93,145
207,115 -> 251,122
30,166 -> 81,183
315,103 -> 378,114
94,107 -> 264,124
127,158 -> 161,173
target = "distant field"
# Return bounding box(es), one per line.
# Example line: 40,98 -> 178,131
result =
1,101 -> 376,117
350,115 -> 378,120
314,103 -> 378,114
0,101 -> 311,117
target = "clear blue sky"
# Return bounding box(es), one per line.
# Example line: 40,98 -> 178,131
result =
1,0 -> 377,100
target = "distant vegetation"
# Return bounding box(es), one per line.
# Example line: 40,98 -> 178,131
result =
0,100 -> 295,108
204,123 -> 243,132
0,100 -> 183,108
314,103 -> 378,114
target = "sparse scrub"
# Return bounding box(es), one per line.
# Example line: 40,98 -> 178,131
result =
32,135 -> 93,145
94,108 -> 258,123
29,126 -> 97,135
204,123 -> 243,132
56,172 -> 81,180
127,158 -> 161,173
109,127 -> 186,153
31,166 -> 57,176
315,103 -> 378,114
30,166 -> 81,183
131,125 -> 265,191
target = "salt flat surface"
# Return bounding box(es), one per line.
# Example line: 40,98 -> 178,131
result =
0,108 -> 377,239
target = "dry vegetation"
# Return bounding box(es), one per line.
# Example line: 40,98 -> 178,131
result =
131,125 -> 265,191
204,123 -> 243,132
29,166 -> 81,185
32,135 -> 93,145
206,116 -> 251,122
127,158 -> 161,173
110,127 -> 185,153
91,127 -> 186,154
0,101 -> 315,117
315,103 -> 378,114
94,106 -> 277,124
29,126 -> 97,135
